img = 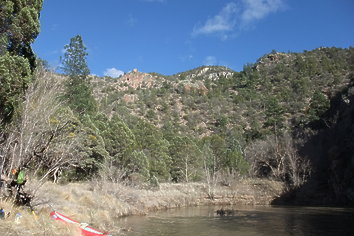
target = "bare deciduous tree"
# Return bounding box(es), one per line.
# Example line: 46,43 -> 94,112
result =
202,144 -> 220,199
246,132 -> 311,188
0,70 -> 83,188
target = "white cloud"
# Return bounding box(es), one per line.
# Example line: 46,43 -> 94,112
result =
193,0 -> 284,38
193,2 -> 238,37
241,0 -> 283,25
104,68 -> 124,78
204,56 -> 217,66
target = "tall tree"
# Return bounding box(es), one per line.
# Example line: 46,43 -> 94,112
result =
0,0 -> 42,63
61,35 -> 89,77
0,0 -> 43,125
264,96 -> 284,133
61,35 -> 97,115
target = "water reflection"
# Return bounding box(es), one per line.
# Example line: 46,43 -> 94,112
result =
119,206 -> 354,236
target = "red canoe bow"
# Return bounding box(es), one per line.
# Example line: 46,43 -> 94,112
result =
50,211 -> 111,236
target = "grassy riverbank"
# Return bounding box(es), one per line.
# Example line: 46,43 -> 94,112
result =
0,178 -> 283,235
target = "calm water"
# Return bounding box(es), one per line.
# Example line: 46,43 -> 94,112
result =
119,206 -> 354,236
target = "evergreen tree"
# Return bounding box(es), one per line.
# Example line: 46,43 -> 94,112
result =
128,150 -> 150,180
224,132 -> 249,175
62,35 -> 89,77
264,96 -> 285,133
61,35 -> 97,115
169,135 -> 202,182
0,0 -> 42,68
308,90 -> 330,121
102,115 -> 137,167
0,53 -> 31,123
0,0 -> 43,124
132,119 -> 171,180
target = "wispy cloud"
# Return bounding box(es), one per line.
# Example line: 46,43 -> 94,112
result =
193,2 -> 238,38
193,0 -> 284,39
104,68 -> 124,78
204,56 -> 218,66
241,0 -> 283,25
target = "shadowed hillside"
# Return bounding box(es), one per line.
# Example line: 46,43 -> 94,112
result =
273,78 -> 354,206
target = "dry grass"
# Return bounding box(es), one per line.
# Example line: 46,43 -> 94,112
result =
0,199 -> 80,235
0,178 -> 283,235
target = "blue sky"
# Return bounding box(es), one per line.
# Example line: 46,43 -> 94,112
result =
32,0 -> 354,77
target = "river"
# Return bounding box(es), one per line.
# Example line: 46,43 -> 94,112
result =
118,206 -> 354,235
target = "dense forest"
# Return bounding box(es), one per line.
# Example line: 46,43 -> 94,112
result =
1,0 -> 353,206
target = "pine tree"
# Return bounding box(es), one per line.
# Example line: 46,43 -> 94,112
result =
62,35 -> 89,77
61,35 -> 97,115
264,96 -> 285,133
308,90 -> 330,121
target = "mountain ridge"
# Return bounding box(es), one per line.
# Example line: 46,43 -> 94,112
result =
92,47 -> 353,137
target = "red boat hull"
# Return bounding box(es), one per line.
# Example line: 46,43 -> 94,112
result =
50,211 -> 111,236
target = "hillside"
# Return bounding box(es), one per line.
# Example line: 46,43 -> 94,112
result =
91,65 -> 235,135
89,47 -> 354,204
92,47 -> 353,138
1,47 -> 353,207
